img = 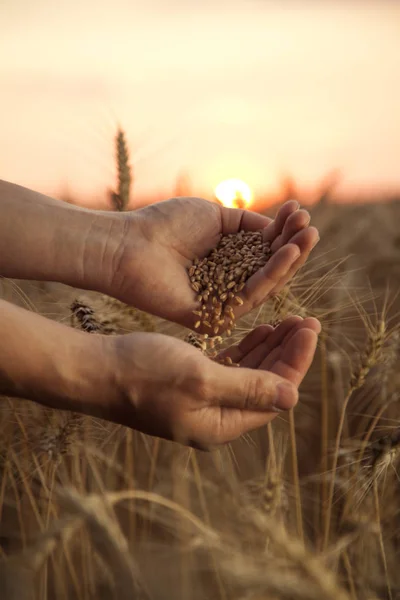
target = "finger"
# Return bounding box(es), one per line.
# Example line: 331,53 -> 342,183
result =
239,244 -> 301,310
272,317 -> 322,353
268,227 -> 320,296
285,317 -> 322,337
284,225 -> 319,258
240,317 -> 303,368
262,200 -> 299,243
260,329 -> 319,387
259,318 -> 321,371
270,209 -> 311,253
209,362 -> 298,412
221,206 -> 272,235
240,210 -> 272,231
216,324 -> 274,364
237,324 -> 275,354
294,317 -> 321,334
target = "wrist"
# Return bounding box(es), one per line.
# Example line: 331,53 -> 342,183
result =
37,327 -> 122,423
52,332 -> 121,422
67,209 -> 127,294
0,180 -> 134,294
0,299 -> 117,419
44,203 -> 130,295
88,208 -> 145,300
63,332 -> 142,428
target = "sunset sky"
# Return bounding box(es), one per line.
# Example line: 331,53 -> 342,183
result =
1,0 -> 399,205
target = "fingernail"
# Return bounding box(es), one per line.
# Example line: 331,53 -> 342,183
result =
312,236 -> 320,248
292,248 -> 301,262
274,382 -> 298,411
268,405 -> 285,413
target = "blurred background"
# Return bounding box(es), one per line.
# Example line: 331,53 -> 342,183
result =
1,0 -> 399,211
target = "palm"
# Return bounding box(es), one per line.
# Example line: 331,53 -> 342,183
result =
207,316 -> 321,441
122,316 -> 320,447
117,198 -> 319,328
217,316 -> 320,384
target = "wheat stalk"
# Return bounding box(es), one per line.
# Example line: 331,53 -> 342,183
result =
111,128 -> 132,211
59,488 -> 150,599
70,300 -> 104,334
323,318 -> 388,550
72,293 -> 156,334
36,414 -> 82,463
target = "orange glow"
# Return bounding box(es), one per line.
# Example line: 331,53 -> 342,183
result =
1,1 -> 399,202
215,179 -> 253,208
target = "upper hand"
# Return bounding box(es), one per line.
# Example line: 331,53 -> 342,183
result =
106,198 -> 319,329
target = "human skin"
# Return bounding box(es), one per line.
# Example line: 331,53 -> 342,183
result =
0,300 -> 320,447
0,180 -> 319,330
0,180 -> 320,446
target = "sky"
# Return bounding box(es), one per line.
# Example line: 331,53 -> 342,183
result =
1,0 -> 400,205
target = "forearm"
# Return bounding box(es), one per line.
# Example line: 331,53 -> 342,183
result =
0,180 -> 125,292
0,299 -> 115,416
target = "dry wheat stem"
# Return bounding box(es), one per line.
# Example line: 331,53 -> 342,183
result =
190,452 -> 227,600
245,513 -> 351,600
323,320 -> 387,550
289,409 -> 304,545
101,489 -> 220,542
319,332 -> 330,546
372,479 -> 393,600
60,488 -> 150,599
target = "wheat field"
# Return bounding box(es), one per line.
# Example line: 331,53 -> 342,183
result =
1,138 -> 400,599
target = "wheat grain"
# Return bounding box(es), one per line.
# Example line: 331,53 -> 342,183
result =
188,230 -> 272,338
70,300 -> 103,334
36,414 -> 81,463
184,332 -> 239,367
369,429 -> 400,475
350,319 -> 387,390
184,332 -> 207,352
71,294 -> 155,335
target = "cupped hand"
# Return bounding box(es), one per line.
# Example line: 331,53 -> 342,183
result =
108,198 -> 319,330
103,316 -> 321,448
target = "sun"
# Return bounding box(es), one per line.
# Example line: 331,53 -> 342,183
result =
214,178 -> 253,209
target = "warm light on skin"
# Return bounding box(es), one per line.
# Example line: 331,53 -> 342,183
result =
214,178 -> 253,208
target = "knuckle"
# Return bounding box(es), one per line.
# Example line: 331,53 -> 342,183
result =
243,373 -> 268,411
183,358 -> 210,400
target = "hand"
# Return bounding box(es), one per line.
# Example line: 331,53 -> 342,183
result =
106,198 -> 319,330
101,316 -> 321,448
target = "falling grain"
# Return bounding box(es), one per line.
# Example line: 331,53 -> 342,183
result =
188,230 -> 272,338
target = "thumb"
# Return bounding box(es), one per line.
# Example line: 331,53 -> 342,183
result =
209,363 -> 298,412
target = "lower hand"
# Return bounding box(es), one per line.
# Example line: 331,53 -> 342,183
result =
97,316 -> 321,448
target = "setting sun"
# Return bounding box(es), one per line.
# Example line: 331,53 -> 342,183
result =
214,179 -> 253,208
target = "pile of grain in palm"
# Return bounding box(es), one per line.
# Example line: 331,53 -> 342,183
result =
187,229 -> 272,338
